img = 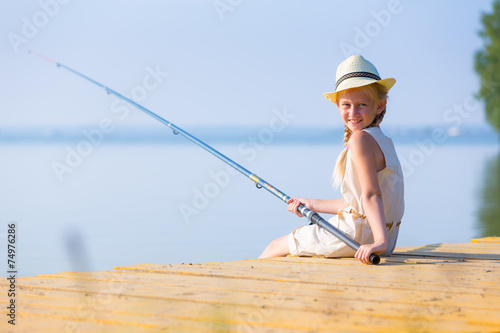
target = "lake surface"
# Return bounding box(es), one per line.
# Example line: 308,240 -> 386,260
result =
1,126 -> 499,277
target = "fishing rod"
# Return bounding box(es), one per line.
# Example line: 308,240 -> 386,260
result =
30,50 -> 380,265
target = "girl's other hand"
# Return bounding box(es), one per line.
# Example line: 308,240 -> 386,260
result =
287,197 -> 312,217
355,241 -> 387,265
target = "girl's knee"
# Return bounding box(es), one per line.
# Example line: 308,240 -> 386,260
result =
259,235 -> 290,258
270,235 -> 290,255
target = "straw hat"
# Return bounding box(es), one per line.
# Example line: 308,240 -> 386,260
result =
323,55 -> 395,104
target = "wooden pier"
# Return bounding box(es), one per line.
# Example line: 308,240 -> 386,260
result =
1,237 -> 500,332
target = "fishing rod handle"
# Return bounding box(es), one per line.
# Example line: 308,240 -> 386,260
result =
369,253 -> 381,265
297,204 -> 381,265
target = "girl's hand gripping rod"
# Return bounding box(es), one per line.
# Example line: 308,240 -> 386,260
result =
30,50 -> 381,265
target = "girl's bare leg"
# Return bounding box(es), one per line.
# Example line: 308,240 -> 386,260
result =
258,235 -> 290,259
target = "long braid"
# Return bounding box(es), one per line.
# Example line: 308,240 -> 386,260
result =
332,125 -> 352,188
343,125 -> 353,147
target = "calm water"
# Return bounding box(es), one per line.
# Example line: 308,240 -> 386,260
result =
1,129 -> 499,277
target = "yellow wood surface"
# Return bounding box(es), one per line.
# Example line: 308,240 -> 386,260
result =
471,237 -> 500,243
1,238 -> 499,332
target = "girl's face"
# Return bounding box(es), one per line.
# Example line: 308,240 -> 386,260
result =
337,88 -> 386,132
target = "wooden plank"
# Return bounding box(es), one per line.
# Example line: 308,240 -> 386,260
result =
113,259 -> 500,287
7,275 -> 499,311
396,241 -> 500,252
34,267 -> 500,296
392,242 -> 500,260
471,237 -> 500,243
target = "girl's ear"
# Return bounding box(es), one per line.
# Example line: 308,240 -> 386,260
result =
377,99 -> 387,114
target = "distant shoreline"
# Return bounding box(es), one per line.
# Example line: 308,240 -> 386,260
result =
0,125 -> 498,145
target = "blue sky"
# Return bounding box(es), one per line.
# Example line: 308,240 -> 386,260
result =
0,0 -> 495,129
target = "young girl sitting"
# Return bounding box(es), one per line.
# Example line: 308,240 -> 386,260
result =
259,55 -> 404,264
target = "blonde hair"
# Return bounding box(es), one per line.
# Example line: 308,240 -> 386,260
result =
332,83 -> 388,189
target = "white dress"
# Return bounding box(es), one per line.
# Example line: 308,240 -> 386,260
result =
288,127 -> 405,257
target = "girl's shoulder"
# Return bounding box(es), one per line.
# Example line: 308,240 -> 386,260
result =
347,130 -> 379,153
350,126 -> 390,149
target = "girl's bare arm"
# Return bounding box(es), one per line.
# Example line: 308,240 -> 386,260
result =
348,132 -> 388,264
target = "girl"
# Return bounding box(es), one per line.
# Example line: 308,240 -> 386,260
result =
258,55 -> 404,264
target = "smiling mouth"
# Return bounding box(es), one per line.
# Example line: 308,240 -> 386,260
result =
349,119 -> 362,124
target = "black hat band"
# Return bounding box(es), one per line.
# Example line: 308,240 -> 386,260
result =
335,71 -> 381,90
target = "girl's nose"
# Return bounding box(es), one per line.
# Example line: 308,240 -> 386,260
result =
350,107 -> 360,117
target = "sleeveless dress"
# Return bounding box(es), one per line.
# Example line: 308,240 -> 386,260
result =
288,126 -> 404,257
